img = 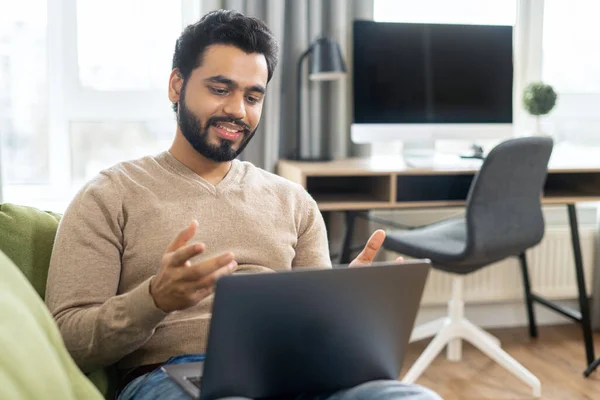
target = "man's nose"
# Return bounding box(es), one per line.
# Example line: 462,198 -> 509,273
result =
223,93 -> 246,121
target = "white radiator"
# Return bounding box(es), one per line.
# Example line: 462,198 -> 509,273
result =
384,226 -> 597,306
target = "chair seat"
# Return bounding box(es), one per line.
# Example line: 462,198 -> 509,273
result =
384,218 -> 467,258
384,218 -> 480,274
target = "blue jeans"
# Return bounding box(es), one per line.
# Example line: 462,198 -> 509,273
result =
118,354 -> 442,400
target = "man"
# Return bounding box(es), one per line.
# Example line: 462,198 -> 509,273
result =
46,10 -> 441,400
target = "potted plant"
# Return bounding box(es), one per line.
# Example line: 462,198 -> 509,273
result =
523,82 -> 558,136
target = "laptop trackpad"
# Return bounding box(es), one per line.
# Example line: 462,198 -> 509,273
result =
162,362 -> 204,398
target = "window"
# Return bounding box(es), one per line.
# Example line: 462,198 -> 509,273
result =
0,0 -> 189,211
541,0 -> 600,144
0,0 -> 49,185
542,0 -> 600,94
374,0 -> 516,26
70,121 -> 173,184
76,0 -> 182,91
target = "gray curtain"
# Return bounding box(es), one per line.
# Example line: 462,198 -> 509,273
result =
193,0 -> 373,172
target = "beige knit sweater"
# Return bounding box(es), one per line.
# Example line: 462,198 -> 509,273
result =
45,151 -> 331,372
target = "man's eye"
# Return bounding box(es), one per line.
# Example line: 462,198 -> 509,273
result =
246,96 -> 261,104
210,87 -> 229,95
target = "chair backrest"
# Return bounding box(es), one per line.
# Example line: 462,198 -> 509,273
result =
464,137 -> 554,263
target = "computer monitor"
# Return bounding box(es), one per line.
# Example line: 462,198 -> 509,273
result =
351,20 -> 514,146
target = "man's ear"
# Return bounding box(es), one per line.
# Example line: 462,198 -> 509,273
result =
168,69 -> 184,104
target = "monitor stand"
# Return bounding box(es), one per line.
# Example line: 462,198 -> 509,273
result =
402,139 -> 485,169
402,138 -> 436,162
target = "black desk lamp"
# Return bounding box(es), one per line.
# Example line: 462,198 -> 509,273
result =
293,37 -> 347,162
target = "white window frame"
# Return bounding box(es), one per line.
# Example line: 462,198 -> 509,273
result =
513,0 -> 545,133
3,0 -> 199,210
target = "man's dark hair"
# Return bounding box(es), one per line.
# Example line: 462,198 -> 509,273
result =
171,9 -> 279,112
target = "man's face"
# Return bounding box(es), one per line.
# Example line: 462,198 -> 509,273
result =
170,44 -> 269,162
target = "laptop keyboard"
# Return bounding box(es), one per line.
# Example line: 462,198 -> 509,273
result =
185,376 -> 202,389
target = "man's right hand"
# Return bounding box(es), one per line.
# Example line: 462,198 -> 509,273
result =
149,220 -> 238,313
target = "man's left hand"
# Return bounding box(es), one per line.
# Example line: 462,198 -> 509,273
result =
349,229 -> 404,267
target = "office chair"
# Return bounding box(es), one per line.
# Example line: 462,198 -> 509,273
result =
384,137 -> 554,397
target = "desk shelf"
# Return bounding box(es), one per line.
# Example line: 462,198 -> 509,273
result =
544,172 -> 600,199
395,174 -> 474,202
306,175 -> 393,210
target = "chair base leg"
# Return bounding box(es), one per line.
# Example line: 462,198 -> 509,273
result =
410,316 -> 501,351
447,337 -> 462,361
402,317 -> 541,398
410,318 -> 447,343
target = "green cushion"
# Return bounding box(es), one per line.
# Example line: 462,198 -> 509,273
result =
0,203 -> 118,399
0,250 -> 104,399
0,203 -> 61,299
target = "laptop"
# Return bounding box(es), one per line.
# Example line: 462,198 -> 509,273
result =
162,259 -> 430,399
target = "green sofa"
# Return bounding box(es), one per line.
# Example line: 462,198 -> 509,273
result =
0,203 -> 118,399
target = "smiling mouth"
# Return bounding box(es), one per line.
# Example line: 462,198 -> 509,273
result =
212,123 -> 244,141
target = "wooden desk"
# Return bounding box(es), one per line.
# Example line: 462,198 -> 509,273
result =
278,155 -> 600,374
278,155 -> 600,210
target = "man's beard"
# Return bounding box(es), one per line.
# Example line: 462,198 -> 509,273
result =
177,88 -> 257,162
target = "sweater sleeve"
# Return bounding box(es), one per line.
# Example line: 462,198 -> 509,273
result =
292,193 -> 332,269
45,173 -> 168,372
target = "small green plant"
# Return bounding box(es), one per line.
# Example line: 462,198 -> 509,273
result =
523,82 -> 557,115
523,82 -> 558,134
